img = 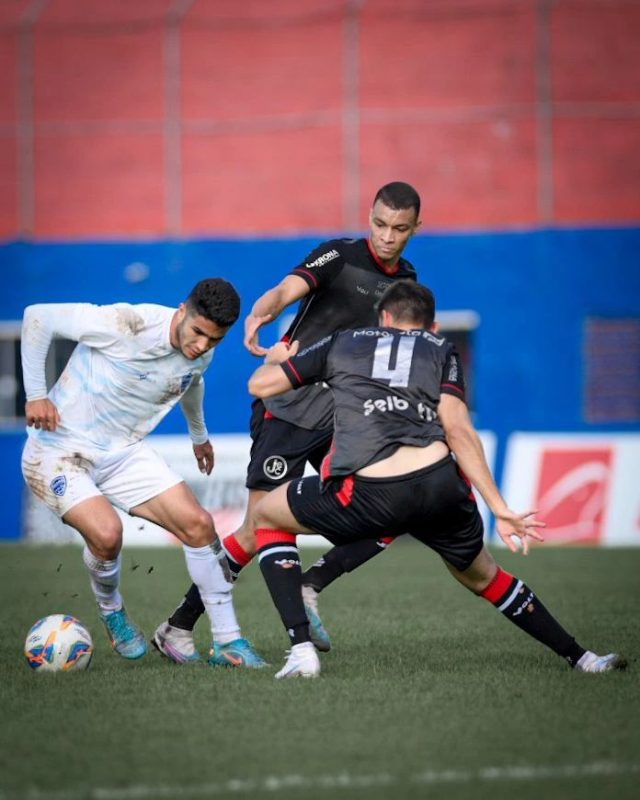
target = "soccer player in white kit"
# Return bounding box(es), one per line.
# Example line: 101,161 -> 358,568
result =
20,278 -> 266,666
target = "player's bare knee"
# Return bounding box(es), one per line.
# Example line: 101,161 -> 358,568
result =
180,506 -> 215,548
90,525 -> 123,561
252,501 -> 274,532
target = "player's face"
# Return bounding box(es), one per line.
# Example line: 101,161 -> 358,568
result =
368,201 -> 421,265
173,309 -> 230,359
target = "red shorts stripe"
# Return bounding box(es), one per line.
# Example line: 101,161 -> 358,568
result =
255,528 -> 297,548
335,475 -> 355,508
481,567 -> 515,604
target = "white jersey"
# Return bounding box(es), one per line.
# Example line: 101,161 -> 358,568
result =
21,302 -> 213,455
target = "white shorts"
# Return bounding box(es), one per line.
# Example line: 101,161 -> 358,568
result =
22,437 -> 183,518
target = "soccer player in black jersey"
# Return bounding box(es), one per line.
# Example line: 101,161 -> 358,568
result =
248,280 -> 626,678
152,182 -> 421,664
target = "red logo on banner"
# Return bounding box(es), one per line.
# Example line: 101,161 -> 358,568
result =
535,449 -> 613,544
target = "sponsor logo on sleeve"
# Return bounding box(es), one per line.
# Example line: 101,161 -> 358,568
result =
306,249 -> 339,269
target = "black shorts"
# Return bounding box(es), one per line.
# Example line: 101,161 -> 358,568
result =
287,455 -> 484,572
246,400 -> 333,491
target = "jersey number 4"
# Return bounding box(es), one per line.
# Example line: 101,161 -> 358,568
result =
371,337 -> 417,387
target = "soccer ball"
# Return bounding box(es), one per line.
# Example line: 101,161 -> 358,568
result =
24,614 -> 94,673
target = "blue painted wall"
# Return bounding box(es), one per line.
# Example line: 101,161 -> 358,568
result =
2,227 -> 639,539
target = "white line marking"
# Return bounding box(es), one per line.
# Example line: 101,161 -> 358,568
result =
5,762 -> 639,800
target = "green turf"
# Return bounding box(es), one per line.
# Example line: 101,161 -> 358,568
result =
1,542 -> 638,800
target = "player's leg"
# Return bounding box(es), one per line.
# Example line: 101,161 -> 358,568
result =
62,497 -> 148,660
150,404 -> 316,660
299,444 -> 396,651
159,487 -> 267,654
302,441 -> 395,593
301,536 -> 395,651
411,458 -> 626,673
253,481 -> 321,679
21,438 -> 146,659
445,546 -> 626,672
132,481 -> 266,668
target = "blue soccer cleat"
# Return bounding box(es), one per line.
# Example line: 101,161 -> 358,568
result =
302,585 -> 331,652
208,638 -> 268,668
99,607 -> 147,660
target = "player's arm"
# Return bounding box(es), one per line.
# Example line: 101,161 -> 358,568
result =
437,393 -> 544,554
244,275 -> 310,356
248,341 -> 300,397
179,375 -> 214,475
21,302 -> 123,432
249,333 -> 334,399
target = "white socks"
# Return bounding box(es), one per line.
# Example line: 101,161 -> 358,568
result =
82,546 -> 123,613
183,543 -> 241,644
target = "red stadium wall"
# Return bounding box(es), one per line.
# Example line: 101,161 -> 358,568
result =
1,0 -> 639,240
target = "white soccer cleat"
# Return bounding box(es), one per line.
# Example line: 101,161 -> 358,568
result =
152,621 -> 200,663
275,641 -> 321,679
575,650 -> 627,673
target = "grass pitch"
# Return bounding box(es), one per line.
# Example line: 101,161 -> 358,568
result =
1,541 -> 638,800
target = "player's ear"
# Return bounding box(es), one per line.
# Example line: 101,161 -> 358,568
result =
431,320 -> 439,333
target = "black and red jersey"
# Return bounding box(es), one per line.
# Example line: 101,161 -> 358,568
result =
264,237 -> 417,429
280,326 -> 465,478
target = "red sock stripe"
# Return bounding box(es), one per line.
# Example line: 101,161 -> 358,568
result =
222,534 -> 252,566
255,528 -> 297,548
335,475 -> 355,507
481,567 -> 515,604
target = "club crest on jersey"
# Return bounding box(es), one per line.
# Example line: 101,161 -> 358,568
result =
50,475 -> 67,497
263,455 -> 288,480
180,373 -> 193,392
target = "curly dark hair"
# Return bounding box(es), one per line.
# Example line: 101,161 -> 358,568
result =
185,278 -> 241,327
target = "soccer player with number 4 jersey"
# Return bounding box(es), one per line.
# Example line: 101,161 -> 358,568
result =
247,280 -> 626,678
153,182 -> 421,662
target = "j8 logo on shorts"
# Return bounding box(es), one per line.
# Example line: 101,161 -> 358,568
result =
263,456 -> 288,480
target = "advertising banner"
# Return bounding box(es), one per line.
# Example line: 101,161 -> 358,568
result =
501,433 -> 640,546
23,432 -> 498,548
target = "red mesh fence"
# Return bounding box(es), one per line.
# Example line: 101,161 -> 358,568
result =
0,0 -> 638,239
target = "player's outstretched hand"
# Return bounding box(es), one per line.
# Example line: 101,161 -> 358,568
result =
193,440 -> 214,475
495,509 -> 545,555
25,398 -> 60,432
244,313 -> 274,357
265,340 -> 300,365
